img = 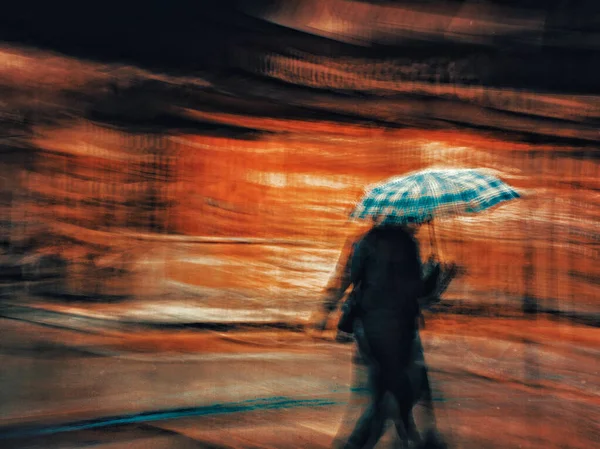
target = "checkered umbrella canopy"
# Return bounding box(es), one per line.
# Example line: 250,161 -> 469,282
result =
350,168 -> 520,225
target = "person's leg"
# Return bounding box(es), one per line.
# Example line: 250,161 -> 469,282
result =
339,322 -> 389,449
389,403 -> 421,448
341,362 -> 387,449
333,345 -> 368,447
385,361 -> 419,448
420,367 -> 438,430
381,331 -> 429,448
343,397 -> 387,448
415,332 -> 448,448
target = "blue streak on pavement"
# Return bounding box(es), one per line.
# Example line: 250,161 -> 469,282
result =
0,396 -> 340,440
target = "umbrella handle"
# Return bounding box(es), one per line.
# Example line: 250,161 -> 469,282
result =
428,222 -> 445,262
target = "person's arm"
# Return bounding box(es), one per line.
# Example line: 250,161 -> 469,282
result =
322,239 -> 355,312
422,258 -> 441,299
312,237 -> 358,332
350,237 -> 367,287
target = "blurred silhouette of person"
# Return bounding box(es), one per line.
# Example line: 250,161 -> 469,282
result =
316,220 -> 447,449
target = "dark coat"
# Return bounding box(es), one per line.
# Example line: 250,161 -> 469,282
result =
349,225 -> 426,397
350,226 -> 424,317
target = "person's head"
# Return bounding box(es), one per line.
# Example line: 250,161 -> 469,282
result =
371,214 -> 385,226
402,223 -> 420,236
371,214 -> 421,234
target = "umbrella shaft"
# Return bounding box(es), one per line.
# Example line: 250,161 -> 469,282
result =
428,222 -> 446,261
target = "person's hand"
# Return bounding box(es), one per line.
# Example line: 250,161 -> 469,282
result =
335,330 -> 354,344
444,261 -> 459,277
305,310 -> 329,340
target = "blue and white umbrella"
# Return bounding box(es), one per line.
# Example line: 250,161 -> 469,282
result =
350,168 -> 520,226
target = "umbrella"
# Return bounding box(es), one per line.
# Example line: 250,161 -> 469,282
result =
350,167 -> 520,226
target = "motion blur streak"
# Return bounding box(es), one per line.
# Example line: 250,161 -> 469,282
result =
0,1 -> 598,448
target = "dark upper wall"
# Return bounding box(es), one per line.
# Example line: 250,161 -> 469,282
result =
1,0 -> 599,93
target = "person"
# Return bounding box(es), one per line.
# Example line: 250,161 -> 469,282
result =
315,222 -> 447,448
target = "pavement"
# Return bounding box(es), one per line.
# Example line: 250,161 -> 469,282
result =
0,298 -> 599,448
0,293 -> 311,331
